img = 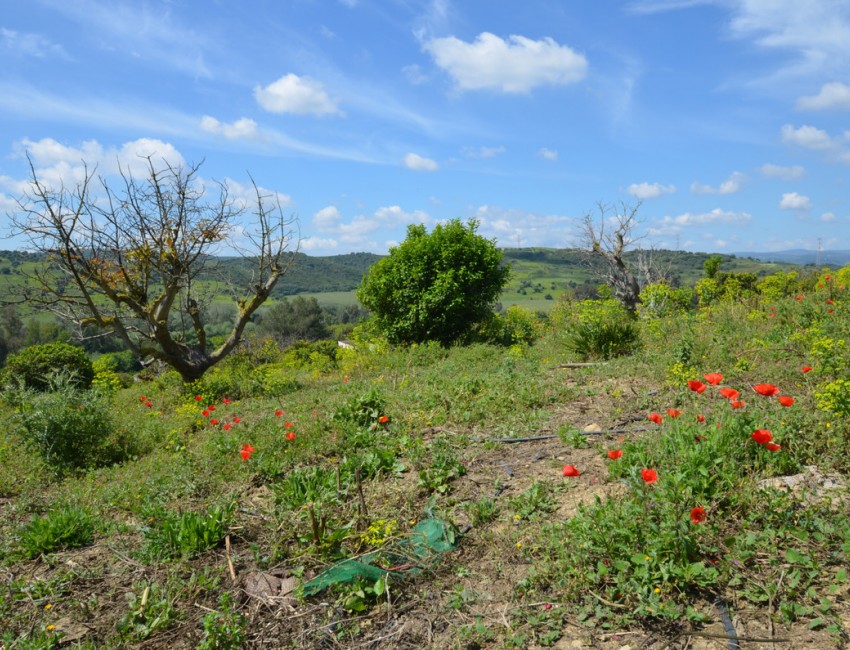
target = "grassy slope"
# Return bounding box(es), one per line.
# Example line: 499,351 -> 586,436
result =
1,280 -> 849,648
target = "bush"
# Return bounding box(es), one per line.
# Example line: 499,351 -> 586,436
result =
562,298 -> 642,360
7,373 -> 129,473
357,219 -> 510,346
2,342 -> 94,390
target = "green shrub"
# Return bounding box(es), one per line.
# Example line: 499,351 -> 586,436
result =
2,342 -> 94,390
8,373 -> 129,473
357,219 -> 510,345
567,320 -> 642,360
19,506 -> 95,558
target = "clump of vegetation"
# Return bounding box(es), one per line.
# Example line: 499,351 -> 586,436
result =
2,342 -> 94,390
358,219 -> 510,345
18,505 -> 95,558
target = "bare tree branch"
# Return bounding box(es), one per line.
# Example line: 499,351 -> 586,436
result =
9,155 -> 298,382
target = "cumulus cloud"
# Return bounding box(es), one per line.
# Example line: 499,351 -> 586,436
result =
373,205 -> 430,224
254,74 -> 342,116
648,208 -> 752,236
18,137 -> 186,190
760,163 -> 806,180
538,147 -> 558,161
199,116 -> 259,140
462,145 -> 506,159
403,152 -> 438,171
690,171 -> 746,195
471,204 -> 575,247
821,212 -> 837,222
300,236 -> 339,252
797,82 -> 850,111
424,32 -> 587,93
313,205 -> 342,230
627,181 -> 676,199
781,124 -> 836,149
779,192 -> 812,210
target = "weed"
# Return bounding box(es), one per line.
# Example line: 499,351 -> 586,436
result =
116,580 -> 178,641
197,592 -> 246,650
463,497 -> 500,527
142,503 -> 232,560
18,506 -> 95,558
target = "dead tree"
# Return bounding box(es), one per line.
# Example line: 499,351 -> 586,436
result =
10,156 -> 298,382
581,202 -> 662,313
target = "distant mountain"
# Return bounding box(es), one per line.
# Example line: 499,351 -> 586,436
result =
733,249 -> 850,266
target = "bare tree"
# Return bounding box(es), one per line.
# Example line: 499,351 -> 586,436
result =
581,202 -> 662,313
10,156 -> 298,382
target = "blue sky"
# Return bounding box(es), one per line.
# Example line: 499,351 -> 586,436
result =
1,0 -> 849,256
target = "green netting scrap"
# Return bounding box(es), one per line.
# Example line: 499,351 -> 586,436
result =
301,518 -> 459,596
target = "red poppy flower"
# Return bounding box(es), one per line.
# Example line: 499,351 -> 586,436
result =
378,415 -> 389,424
208,405 -> 216,412
802,366 -> 813,373
275,409 -> 284,417
826,299 -> 834,305
667,408 -> 682,418
697,414 -> 705,423
704,373 -> 723,385
765,442 -> 781,452
688,380 -> 707,394
240,444 -> 255,461
223,423 -> 232,431
144,401 -> 152,408
751,429 -> 772,444
690,506 -> 706,524
825,275 -> 832,281
210,418 -> 219,425
778,395 -> 795,407
719,387 -> 739,400
222,397 -> 231,405
648,412 -> 663,425
694,435 -> 706,443
607,449 -> 623,460
796,295 -> 804,301
753,384 -> 779,397
202,410 -> 210,417
284,421 -> 294,429
641,468 -> 658,484
233,417 -> 241,424
285,431 -> 296,441
828,309 -> 835,314
730,400 -> 746,409
562,464 -> 580,477
343,377 -> 350,383
195,395 -> 203,401
140,395 -> 147,402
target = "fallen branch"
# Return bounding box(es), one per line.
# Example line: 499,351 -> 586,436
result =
225,535 -> 237,583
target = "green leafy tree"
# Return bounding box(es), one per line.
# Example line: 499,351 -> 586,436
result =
258,296 -> 331,346
357,219 -> 509,345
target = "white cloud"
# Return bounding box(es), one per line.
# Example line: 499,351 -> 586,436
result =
0,28 -> 70,59
627,182 -> 676,199
199,116 -> 259,140
224,178 -> 292,211
254,74 -> 342,116
759,163 -> 806,180
373,205 -> 430,224
300,236 -> 339,252
538,147 -> 558,161
402,64 -> 429,85
690,171 -> 746,195
424,32 -> 587,93
797,82 -> 850,111
471,204 -> 575,247
649,208 -> 752,235
821,212 -> 837,222
781,124 -> 836,149
627,0 -> 717,14
779,192 -> 812,210
313,205 -> 342,230
18,136 -> 186,189
403,152 -> 438,171
463,145 -> 506,159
